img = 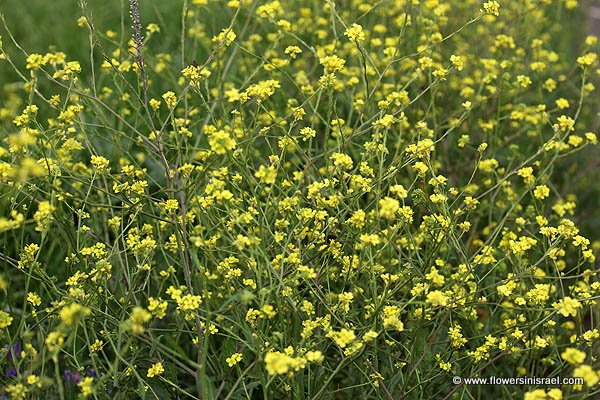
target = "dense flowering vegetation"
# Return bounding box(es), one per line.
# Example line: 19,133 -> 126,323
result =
0,0 -> 599,398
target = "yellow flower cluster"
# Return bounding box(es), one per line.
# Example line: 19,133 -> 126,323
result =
0,0 -> 598,398
264,348 -> 323,376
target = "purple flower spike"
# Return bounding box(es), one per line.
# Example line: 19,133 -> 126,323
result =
12,342 -> 21,359
5,342 -> 21,362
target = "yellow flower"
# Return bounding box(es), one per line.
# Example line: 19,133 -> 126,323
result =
27,292 -> 41,307
45,331 -> 65,352
284,46 -> 302,59
0,211 -> 25,234
585,132 -> 598,144
304,350 -> 324,362
553,296 -> 581,317
59,303 -> 91,326
572,364 -> 599,387
406,139 -> 435,159
78,377 -> 94,397
182,65 -> 211,83
450,55 -> 464,71
517,167 -> 535,186
319,55 -> 346,74
516,75 -> 532,88
382,306 -> 404,331
524,389 -> 547,400
147,362 -> 165,377
149,98 -> 161,110
327,328 -> 356,348
360,233 -> 381,246
264,351 -> 294,375
34,201 -> 56,232
561,347 -> 586,365
547,389 -> 563,400
77,16 -> 88,27
146,23 -> 160,34
261,304 -> 277,318
90,155 -> 110,174
207,129 -> 236,154
449,325 -> 467,348
378,197 -> 399,220
582,329 -> 600,345
26,54 -> 47,70
163,199 -> 179,214
53,61 -> 81,80
90,339 -> 104,353
179,293 -> 202,310
127,307 -> 152,334
338,292 -> 354,312
242,80 -> 280,102
398,206 -> 414,223
255,165 -> 277,185
363,330 -> 378,342
373,114 -> 396,129
347,209 -> 366,228
300,127 -> 316,141
426,290 -> 448,307
344,23 -> 365,42
226,352 -> 243,367
212,28 -> 236,47
390,184 -> 408,199
148,297 -> 168,319
556,98 -> 570,109
577,52 -> 597,67
554,115 -> 575,132
509,236 -> 537,256
162,91 -> 177,109
426,267 -> 445,286
0,310 -> 13,329
331,152 -> 353,170
534,185 -> 550,200
482,1 -> 500,16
